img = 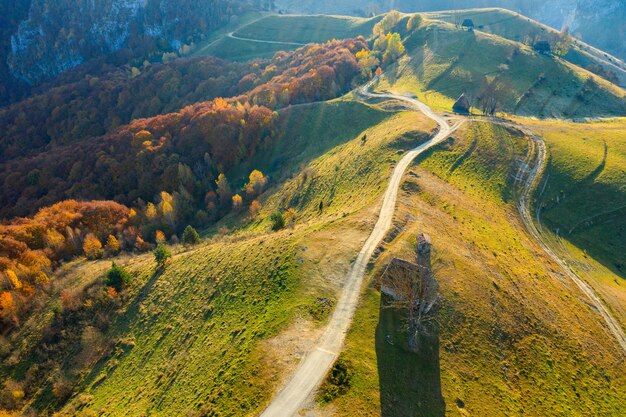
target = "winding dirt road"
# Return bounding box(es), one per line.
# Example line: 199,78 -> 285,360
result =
228,31 -> 306,46
260,81 -> 459,417
224,28 -> 626,414
515,130 -> 626,353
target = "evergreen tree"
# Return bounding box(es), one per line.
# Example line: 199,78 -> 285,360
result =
105,262 -> 132,291
154,243 -> 171,269
270,211 -> 285,231
182,225 -> 201,245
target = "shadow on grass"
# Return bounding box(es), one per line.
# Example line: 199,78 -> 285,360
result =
540,164 -> 626,280
376,296 -> 445,417
77,267 -> 165,387
27,267 -> 165,413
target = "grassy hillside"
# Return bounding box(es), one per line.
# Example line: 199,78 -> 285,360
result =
375,17 -> 626,117
0,99 -> 436,416
425,8 -> 626,87
516,117 -> 626,331
234,14 -> 380,44
197,11 -> 626,117
320,121 -> 626,416
231,99 -> 390,187
522,118 -> 626,273
191,11 -> 267,57
196,36 -> 289,61
197,14 -> 380,61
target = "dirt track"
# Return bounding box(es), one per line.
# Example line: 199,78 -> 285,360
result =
515,129 -> 626,353
260,81 -> 460,417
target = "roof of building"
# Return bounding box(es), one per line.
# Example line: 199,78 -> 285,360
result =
534,40 -> 551,51
453,93 -> 471,113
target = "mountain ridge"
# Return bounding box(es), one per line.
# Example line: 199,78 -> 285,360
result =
275,0 -> 626,61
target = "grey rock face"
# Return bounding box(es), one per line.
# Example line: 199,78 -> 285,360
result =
6,0 -> 237,85
9,0 -> 144,84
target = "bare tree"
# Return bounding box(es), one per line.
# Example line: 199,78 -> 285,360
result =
380,234 -> 439,352
382,261 -> 426,350
454,13 -> 461,29
554,26 -> 572,56
477,79 -> 504,116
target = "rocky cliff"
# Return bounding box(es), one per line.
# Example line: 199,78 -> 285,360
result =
7,0 -> 248,84
0,0 -> 252,105
572,0 -> 626,60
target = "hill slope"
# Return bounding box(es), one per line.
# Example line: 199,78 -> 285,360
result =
425,8 -> 626,87
0,99 -> 437,416
375,16 -> 626,117
201,12 -> 626,117
321,120 -> 626,416
196,14 -> 380,61
1,8 -> 625,417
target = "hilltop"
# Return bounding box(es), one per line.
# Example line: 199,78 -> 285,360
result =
424,8 -> 626,87
199,11 -> 626,118
372,12 -> 625,118
275,0 -> 626,62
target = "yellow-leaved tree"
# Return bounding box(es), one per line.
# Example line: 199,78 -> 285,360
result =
105,235 -> 120,254
232,194 -> 243,209
159,191 -> 175,225
245,169 -> 268,197
5,270 -> 21,290
83,233 -> 102,259
373,32 -> 405,66
0,291 -> 16,321
356,48 -> 380,78
145,202 -> 158,220
373,10 -> 402,36
155,230 -> 166,243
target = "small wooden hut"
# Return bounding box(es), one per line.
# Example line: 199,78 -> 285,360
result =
452,93 -> 471,114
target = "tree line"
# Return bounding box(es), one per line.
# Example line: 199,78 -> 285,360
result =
0,56 -> 265,163
1,38 -> 368,220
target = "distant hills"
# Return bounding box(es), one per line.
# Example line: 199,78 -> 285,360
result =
275,0 -> 626,62
1,1 -> 624,107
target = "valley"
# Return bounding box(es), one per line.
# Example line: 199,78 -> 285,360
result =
0,5 -> 625,417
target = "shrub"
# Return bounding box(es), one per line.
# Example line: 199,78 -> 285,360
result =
319,359 -> 352,403
60,288 -> 83,311
249,200 -> 261,217
0,379 -> 24,410
105,263 -> 132,292
51,375 -> 72,402
270,212 -> 285,231
182,225 -> 201,246
153,243 -> 171,269
284,208 -> 296,228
